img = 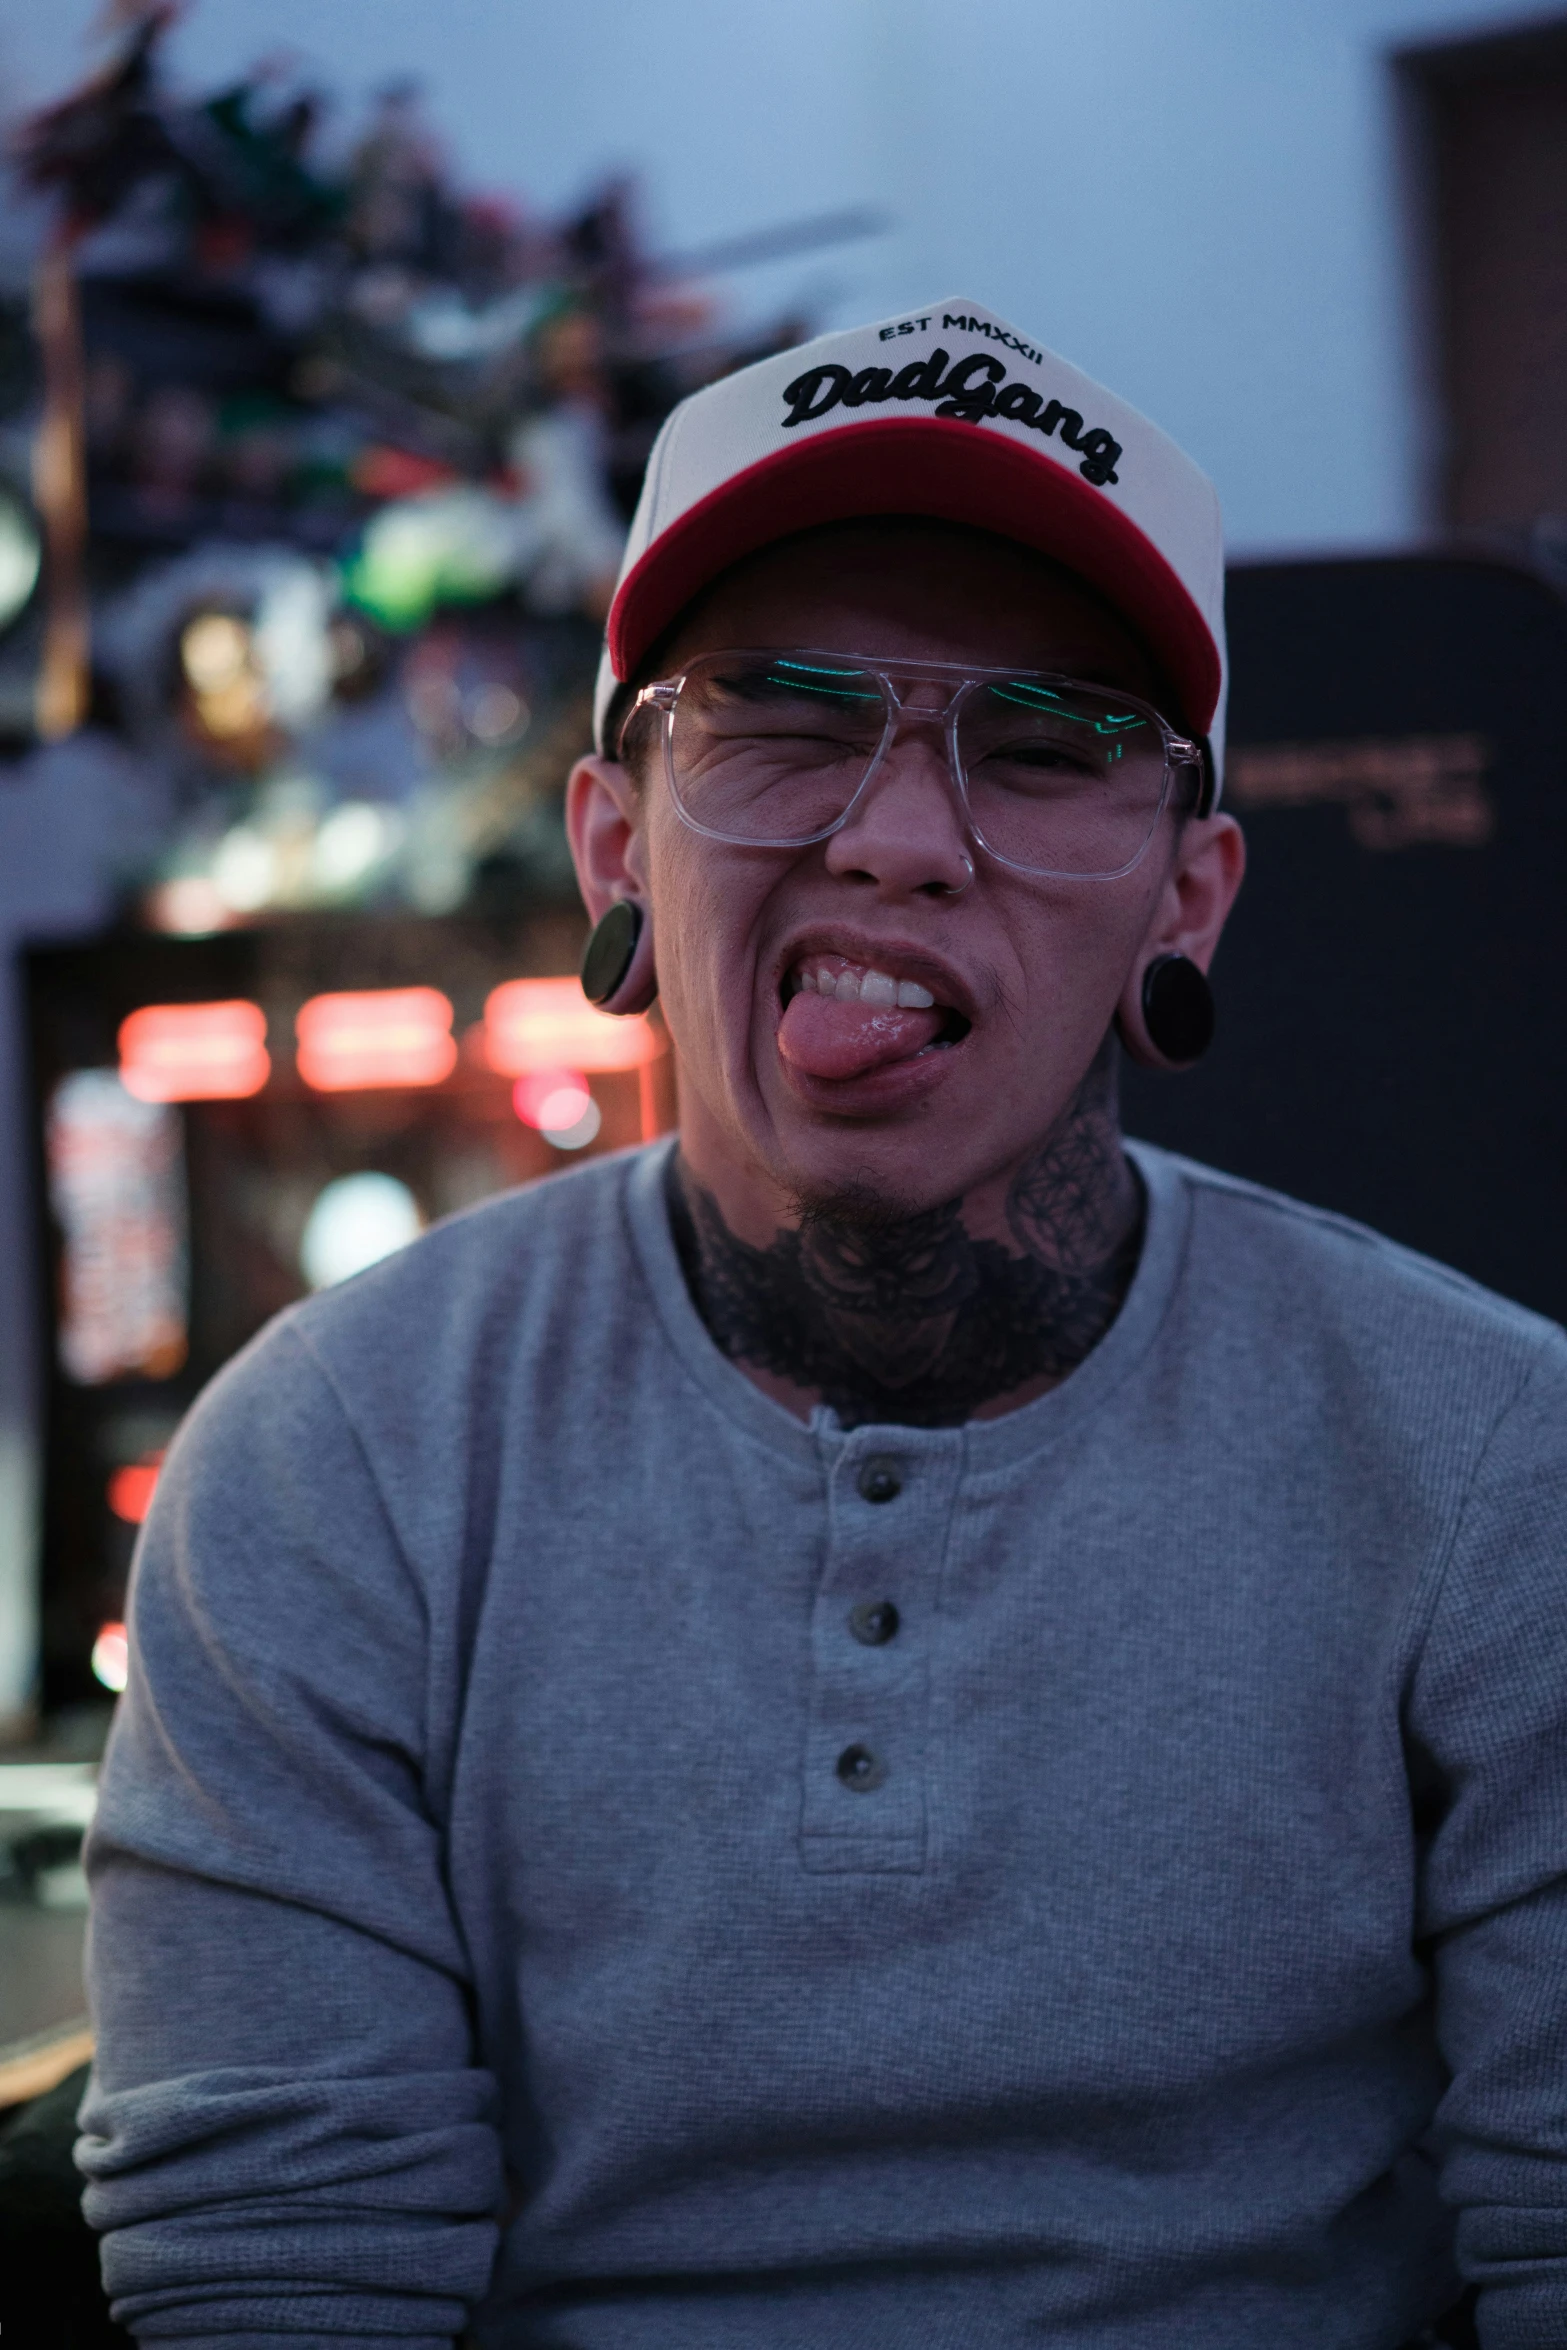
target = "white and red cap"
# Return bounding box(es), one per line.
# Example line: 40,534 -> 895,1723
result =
593,295 -> 1227,796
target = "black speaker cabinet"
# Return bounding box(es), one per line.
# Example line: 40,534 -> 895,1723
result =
1122,553 -> 1567,1326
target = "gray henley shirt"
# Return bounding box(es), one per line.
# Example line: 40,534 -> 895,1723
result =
78,1139 -> 1567,2347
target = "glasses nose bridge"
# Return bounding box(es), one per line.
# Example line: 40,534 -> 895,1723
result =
853,677 -> 971,834
879,675 -> 967,793
882,671 -> 965,725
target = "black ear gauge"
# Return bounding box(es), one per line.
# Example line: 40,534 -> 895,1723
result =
580,900 -> 644,1007
1141,952 -> 1215,1064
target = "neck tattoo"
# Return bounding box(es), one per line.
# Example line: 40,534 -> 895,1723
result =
667,1047 -> 1144,1429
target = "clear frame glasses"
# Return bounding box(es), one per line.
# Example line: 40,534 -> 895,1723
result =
628,649 -> 1209,882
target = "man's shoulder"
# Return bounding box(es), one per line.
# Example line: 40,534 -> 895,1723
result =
142,1149 -> 671,1617
240,1144 -> 659,1405
1138,1140 -> 1567,1396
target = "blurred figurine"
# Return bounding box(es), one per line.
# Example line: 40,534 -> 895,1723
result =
10,5 -> 180,236
346,79 -> 448,275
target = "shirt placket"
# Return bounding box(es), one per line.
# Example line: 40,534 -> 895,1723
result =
799,1424 -> 963,1875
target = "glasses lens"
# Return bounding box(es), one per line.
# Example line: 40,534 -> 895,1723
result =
956,679 -> 1169,875
667,654 -> 887,843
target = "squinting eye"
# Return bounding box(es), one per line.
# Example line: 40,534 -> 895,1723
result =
981,741 -> 1094,770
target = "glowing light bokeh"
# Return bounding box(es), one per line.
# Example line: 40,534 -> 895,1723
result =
300,1172 -> 424,1290
484,976 -> 658,1075
0,489 -> 42,631
311,801 -> 404,894
145,877 -> 231,936
180,612 -> 250,691
296,987 -> 457,1091
467,683 -> 527,742
512,1066 -> 591,1130
179,611 -> 269,742
108,1459 -> 162,1525
119,1000 -> 270,1102
212,825 -> 278,913
543,1098 -> 602,1150
91,1622 -> 130,1694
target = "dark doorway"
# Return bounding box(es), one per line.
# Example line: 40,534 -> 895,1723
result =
1399,17 -> 1567,533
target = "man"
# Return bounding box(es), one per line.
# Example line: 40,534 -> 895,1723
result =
79,303 -> 1567,2347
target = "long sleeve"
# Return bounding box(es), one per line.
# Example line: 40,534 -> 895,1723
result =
77,1319 -> 503,2345
1412,1333 -> 1567,2348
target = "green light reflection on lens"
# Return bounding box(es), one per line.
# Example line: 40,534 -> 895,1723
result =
987,682 -> 1148,737
761,659 -> 881,704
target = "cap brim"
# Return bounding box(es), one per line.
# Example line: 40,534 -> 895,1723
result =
605,417 -> 1222,736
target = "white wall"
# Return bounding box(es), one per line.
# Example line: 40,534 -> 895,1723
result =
4,0 -> 1559,550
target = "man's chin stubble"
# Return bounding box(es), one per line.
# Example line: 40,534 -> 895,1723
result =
788,1168 -> 958,1237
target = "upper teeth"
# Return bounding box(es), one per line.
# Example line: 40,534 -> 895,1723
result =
794,961 -> 935,1009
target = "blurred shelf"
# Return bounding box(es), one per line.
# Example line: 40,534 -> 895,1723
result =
0,2017 -> 94,2112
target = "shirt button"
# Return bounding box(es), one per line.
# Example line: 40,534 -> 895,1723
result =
848,1600 -> 900,1647
836,1743 -> 887,1792
857,1457 -> 902,1504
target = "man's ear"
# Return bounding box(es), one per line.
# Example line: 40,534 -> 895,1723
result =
1116,814 -> 1247,1067
1144,812 -> 1247,974
565,753 -> 649,922
565,754 -> 659,1013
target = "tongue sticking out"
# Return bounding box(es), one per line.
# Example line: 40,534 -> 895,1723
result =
777,987 -> 944,1082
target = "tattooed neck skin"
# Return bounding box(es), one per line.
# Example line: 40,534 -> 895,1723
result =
667,1041 -> 1144,1429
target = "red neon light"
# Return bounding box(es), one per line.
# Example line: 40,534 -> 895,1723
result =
296,988 -> 457,1092
108,1457 -> 163,1525
119,1001 -> 269,1102
484,976 -> 658,1076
